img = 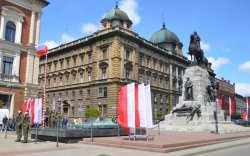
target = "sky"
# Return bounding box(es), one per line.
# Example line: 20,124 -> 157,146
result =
39,0 -> 250,96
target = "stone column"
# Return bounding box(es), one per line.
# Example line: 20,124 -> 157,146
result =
169,64 -> 173,111
29,11 -> 36,44
16,18 -> 23,43
0,51 -> 2,74
35,12 -> 41,45
0,14 -> 5,39
176,66 -> 179,90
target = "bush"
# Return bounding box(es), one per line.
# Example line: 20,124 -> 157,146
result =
85,107 -> 100,118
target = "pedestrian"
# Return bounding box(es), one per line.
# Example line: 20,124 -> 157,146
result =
62,115 -> 68,129
15,109 -> 24,142
22,110 -> 30,143
2,115 -> 8,131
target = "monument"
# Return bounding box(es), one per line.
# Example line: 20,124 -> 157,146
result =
159,32 -> 250,133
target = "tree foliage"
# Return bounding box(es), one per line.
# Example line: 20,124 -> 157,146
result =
85,107 -> 100,118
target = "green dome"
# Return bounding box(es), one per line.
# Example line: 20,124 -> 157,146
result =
102,6 -> 132,23
150,25 -> 180,44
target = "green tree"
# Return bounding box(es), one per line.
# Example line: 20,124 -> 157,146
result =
85,107 -> 100,118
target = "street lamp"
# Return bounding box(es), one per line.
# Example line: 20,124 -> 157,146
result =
213,82 -> 219,134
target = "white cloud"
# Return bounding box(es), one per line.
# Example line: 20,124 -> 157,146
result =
60,33 -> 76,44
200,41 -> 211,52
46,40 -> 59,49
235,83 -> 250,96
120,0 -> 141,26
207,57 -> 229,72
44,33 -> 76,50
81,23 -> 100,34
239,61 -> 250,73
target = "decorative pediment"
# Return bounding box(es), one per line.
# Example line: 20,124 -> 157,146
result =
85,66 -> 92,71
58,72 -> 64,77
71,69 -> 77,74
99,61 -> 109,68
52,73 -> 57,78
78,67 -> 84,73
124,61 -> 133,69
164,75 -> 169,81
64,71 -> 70,75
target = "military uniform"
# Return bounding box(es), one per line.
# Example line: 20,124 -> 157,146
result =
22,113 -> 30,143
49,111 -> 56,128
55,111 -> 62,128
15,112 -> 24,142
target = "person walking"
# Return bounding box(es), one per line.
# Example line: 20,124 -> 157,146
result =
62,115 -> 68,129
22,110 -> 30,143
2,115 -> 8,131
15,109 -> 24,142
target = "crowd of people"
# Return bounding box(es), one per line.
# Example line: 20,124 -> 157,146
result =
44,109 -> 68,129
1,115 -> 16,131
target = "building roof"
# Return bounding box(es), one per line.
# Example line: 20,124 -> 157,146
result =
150,24 -> 180,44
101,4 -> 132,24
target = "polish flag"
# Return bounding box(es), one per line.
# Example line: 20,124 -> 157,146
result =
229,97 -> 235,117
118,83 -> 135,128
36,44 -> 48,56
243,110 -> 247,121
144,84 -> 153,128
135,84 -> 146,127
246,97 -> 249,122
29,99 -> 35,124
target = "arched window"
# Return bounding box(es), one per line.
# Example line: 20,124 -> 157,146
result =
5,21 -> 16,42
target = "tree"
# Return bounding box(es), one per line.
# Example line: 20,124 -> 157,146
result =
85,107 -> 100,118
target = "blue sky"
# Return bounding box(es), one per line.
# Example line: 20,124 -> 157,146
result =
40,0 -> 250,96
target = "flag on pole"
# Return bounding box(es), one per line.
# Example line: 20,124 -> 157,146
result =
144,84 -> 153,128
246,97 -> 249,122
217,98 -> 223,108
36,44 -> 48,56
135,83 -> 146,128
229,97 -> 234,117
118,83 -> 135,128
243,110 -> 247,121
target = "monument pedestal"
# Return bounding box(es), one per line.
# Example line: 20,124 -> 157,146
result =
159,66 -> 250,133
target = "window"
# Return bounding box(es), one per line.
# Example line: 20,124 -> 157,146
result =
79,90 -> 83,99
146,74 -> 150,84
87,89 -> 90,98
102,49 -> 107,60
125,69 -> 130,79
139,73 -> 143,83
59,93 -> 62,101
99,87 -> 107,97
48,64 -> 51,72
53,78 -> 56,86
73,74 -> 76,83
80,55 -> 84,65
65,92 -> 68,100
139,55 -> 143,65
47,94 -> 50,102
59,77 -> 62,86
101,68 -> 106,79
47,78 -> 50,87
159,63 -> 163,72
153,60 -> 157,69
54,63 -> 57,71
66,75 -> 69,85
72,91 -> 75,100
5,21 -> 16,42
160,94 -> 163,103
146,58 -> 150,68
88,71 -> 92,81
66,59 -> 70,68
165,64 -> 170,74
125,50 -> 130,60
73,57 -> 77,67
154,93 -> 157,102
60,61 -> 63,70
52,94 -> 56,110
80,73 -> 83,82
160,77 -> 163,87
2,56 -> 13,75
88,53 -> 92,63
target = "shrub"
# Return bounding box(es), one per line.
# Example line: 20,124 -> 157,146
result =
85,107 -> 100,118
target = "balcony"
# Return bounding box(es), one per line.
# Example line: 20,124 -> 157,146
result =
0,74 -> 19,83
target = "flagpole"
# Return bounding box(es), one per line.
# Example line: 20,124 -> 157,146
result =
247,97 -> 249,127
42,53 -> 48,127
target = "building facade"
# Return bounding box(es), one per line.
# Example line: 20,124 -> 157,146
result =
38,5 -> 189,120
216,77 -> 235,116
0,0 -> 48,116
235,93 -> 246,117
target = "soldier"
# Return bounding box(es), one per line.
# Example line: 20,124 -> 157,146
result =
22,110 -> 30,143
55,110 -> 62,128
49,110 -> 56,128
15,109 -> 24,142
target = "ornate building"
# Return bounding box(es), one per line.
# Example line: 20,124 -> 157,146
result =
0,0 -> 49,116
38,5 -> 189,120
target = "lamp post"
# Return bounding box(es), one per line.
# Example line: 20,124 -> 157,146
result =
213,82 -> 219,134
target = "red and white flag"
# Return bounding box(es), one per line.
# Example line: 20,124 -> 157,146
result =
135,84 -> 146,128
229,97 -> 235,117
144,84 -> 153,128
36,44 -> 48,56
243,110 -> 247,121
217,98 -> 222,108
118,83 -> 135,128
246,97 -> 249,122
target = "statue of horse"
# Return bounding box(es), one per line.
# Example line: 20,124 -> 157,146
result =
188,32 -> 204,65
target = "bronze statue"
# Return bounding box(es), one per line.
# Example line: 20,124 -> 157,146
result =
184,77 -> 193,100
188,32 -> 204,65
187,104 -> 201,121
